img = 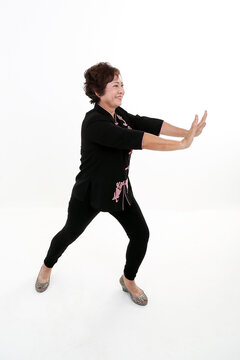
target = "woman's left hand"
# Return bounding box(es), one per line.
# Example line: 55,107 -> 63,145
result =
194,110 -> 207,137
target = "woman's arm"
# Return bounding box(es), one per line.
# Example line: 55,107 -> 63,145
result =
160,121 -> 188,137
160,111 -> 207,137
142,133 -> 184,150
142,115 -> 199,151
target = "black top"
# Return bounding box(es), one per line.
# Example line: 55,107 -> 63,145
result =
70,103 -> 164,212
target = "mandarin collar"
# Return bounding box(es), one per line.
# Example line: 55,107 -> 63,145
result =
94,103 -> 120,120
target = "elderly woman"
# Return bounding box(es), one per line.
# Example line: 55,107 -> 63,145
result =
35,62 -> 207,305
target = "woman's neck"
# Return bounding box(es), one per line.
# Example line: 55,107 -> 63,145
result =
97,102 -> 115,118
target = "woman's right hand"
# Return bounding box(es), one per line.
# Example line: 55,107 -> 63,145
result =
180,115 -> 199,149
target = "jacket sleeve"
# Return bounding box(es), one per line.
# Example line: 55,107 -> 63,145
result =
85,117 -> 145,150
117,107 -> 164,136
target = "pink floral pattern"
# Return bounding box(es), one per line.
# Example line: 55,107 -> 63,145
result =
116,114 -> 132,129
112,178 -> 128,203
112,113 -> 133,210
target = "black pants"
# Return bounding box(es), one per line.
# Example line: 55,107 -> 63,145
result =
44,195 -> 150,280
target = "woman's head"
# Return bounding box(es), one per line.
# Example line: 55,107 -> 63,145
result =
83,62 -> 124,106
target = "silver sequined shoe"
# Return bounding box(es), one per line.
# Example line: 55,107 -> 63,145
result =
119,275 -> 148,306
35,278 -> 50,292
35,265 -> 51,293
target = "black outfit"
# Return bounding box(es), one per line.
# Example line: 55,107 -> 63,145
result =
43,103 -> 164,280
71,103 -> 164,212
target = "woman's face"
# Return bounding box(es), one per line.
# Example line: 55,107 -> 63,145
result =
97,74 -> 125,108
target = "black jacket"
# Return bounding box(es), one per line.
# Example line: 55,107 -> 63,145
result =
70,103 -> 164,212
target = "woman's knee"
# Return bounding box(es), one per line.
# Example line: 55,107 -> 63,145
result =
132,223 -> 149,243
56,225 -> 82,246
142,225 -> 150,242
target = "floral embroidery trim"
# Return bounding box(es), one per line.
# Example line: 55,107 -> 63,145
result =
112,178 -> 131,211
116,114 -> 132,129
112,178 -> 128,203
111,113 -> 133,210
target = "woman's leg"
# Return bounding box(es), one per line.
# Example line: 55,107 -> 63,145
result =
43,195 -> 100,268
109,196 -> 150,281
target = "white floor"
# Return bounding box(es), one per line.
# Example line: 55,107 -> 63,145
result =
0,206 -> 240,360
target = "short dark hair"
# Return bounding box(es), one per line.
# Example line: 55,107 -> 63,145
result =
83,62 -> 120,104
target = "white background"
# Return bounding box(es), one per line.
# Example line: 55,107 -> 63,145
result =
1,1 -> 240,360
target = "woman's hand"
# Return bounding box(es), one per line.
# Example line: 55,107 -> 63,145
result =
180,115 -> 199,149
180,110 -> 207,149
195,110 -> 207,137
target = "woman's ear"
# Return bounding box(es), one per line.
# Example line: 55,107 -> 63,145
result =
94,88 -> 100,97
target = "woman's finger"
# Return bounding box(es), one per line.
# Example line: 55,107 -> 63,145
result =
193,115 -> 198,127
199,112 -> 207,125
199,110 -> 207,125
197,121 -> 205,130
